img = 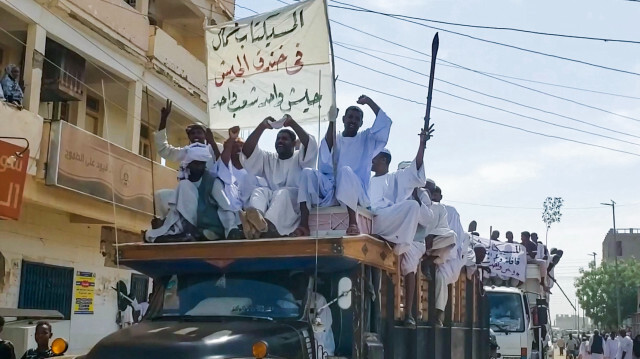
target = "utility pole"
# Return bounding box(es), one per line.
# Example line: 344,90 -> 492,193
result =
601,200 -> 621,327
589,252 -> 597,268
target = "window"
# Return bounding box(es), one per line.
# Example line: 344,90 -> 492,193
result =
616,241 -> 622,257
487,292 -> 525,333
86,95 -> 101,136
18,261 -> 74,320
139,123 -> 152,159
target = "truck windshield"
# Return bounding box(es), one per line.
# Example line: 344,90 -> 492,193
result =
156,271 -> 305,320
487,292 -> 525,333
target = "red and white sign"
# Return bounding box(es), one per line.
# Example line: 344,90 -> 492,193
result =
0,140 -> 28,220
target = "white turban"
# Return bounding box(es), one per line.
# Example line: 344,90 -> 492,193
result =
178,143 -> 211,180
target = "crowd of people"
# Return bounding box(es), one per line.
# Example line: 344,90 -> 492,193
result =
145,95 -> 500,327
557,330 -> 640,359
0,64 -> 23,106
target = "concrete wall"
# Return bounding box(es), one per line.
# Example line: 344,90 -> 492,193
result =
0,202 -> 134,354
602,229 -> 640,262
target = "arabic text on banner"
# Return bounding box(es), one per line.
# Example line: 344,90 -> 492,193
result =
205,0 -> 334,129
477,238 -> 527,282
74,271 -> 96,314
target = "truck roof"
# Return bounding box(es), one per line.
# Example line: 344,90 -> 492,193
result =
483,286 -> 524,294
117,235 -> 396,277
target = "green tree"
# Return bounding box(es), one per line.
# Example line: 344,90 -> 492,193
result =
574,260 -> 640,328
542,197 -> 563,246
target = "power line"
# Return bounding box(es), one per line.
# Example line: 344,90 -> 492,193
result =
336,78 -> 640,158
329,20 -> 640,125
330,0 -> 640,45
335,54 -> 640,147
333,41 -> 640,101
328,2 -> 640,77
335,44 -> 640,141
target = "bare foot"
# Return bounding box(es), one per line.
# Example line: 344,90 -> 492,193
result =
346,224 -> 360,236
245,208 -> 268,233
290,226 -> 311,237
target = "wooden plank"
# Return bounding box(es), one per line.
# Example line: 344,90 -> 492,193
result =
117,235 -> 397,272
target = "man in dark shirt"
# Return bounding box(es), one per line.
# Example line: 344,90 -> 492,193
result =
21,322 -> 58,359
520,231 -> 538,259
0,317 -> 17,359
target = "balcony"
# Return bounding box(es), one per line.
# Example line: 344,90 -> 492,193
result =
45,120 -> 177,217
53,0 -> 150,54
147,26 -> 207,99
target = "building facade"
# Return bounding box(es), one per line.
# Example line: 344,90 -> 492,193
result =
602,228 -> 640,262
0,0 -> 233,354
554,314 -> 593,331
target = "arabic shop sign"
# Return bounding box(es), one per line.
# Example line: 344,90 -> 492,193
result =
74,271 -> 96,314
0,140 -> 28,220
46,120 -> 176,214
205,0 -> 334,129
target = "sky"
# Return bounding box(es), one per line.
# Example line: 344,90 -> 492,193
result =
233,0 -> 640,317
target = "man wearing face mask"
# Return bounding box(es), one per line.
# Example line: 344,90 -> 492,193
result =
240,114 -> 317,237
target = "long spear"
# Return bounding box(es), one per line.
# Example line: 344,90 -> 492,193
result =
424,33 -> 439,134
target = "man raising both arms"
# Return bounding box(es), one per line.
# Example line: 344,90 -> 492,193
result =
296,95 -> 391,236
240,114 -> 317,237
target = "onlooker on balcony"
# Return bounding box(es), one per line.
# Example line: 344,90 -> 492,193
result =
1,64 -> 23,106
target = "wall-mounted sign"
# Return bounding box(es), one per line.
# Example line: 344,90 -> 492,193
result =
74,271 -> 95,314
0,140 -> 28,220
46,121 -> 175,215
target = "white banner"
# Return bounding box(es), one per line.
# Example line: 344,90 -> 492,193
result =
205,0 -> 334,130
478,238 -> 527,282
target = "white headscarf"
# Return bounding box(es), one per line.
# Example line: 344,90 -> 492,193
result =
178,143 -> 211,180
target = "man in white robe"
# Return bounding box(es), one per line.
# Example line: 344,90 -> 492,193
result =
145,144 -> 224,242
211,128 -> 267,239
295,95 -> 391,236
240,115 -> 318,237
153,99 -> 222,218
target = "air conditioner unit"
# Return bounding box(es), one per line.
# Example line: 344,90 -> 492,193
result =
2,320 -> 71,358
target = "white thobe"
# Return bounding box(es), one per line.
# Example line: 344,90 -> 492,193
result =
606,338 -> 619,359
425,203 -> 457,264
213,160 -> 264,236
298,110 -> 392,210
401,190 -> 435,276
241,136 -> 318,235
617,336 -> 633,359
145,178 -> 221,242
581,341 -> 592,359
154,129 -> 220,169
332,110 -> 392,210
369,159 -> 426,255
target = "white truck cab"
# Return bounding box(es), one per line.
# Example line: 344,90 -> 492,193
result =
485,263 -> 552,359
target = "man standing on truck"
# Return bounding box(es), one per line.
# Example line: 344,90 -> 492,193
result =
241,114 -> 317,237
145,144 -> 225,242
295,95 -> 391,236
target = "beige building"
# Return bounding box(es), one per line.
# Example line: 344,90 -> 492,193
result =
0,0 -> 233,354
602,228 -> 640,262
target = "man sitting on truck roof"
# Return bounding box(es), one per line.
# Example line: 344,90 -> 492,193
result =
295,95 -> 391,236
521,231 -> 550,293
21,321 -> 59,359
211,127 -> 265,240
240,114 -> 317,237
145,144 -> 225,242
152,99 -> 223,221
